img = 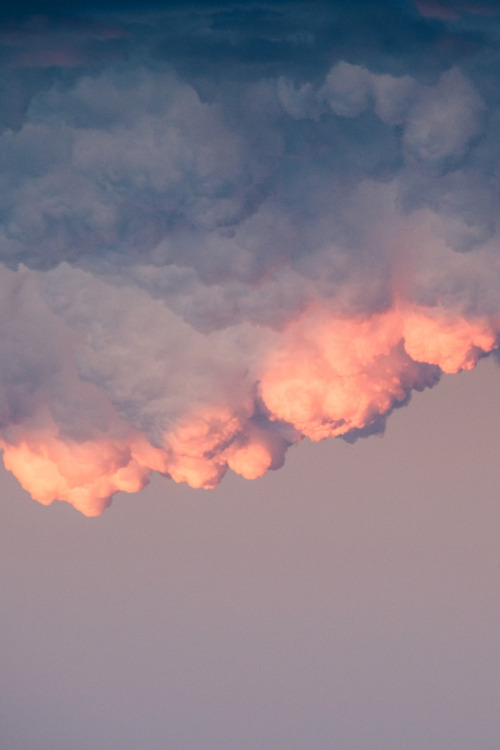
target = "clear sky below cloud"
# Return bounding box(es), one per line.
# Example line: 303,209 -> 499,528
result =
2,358 -> 500,750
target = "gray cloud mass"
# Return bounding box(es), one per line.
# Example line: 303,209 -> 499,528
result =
1,0 -> 500,513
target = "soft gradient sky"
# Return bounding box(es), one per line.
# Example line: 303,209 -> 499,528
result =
2,356 -> 500,750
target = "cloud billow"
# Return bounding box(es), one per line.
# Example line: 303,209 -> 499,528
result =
1,0 -> 499,514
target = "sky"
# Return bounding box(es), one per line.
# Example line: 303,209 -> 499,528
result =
2,358 -> 500,750
1,0 -> 500,747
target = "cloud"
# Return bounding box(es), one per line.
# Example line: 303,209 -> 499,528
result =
0,1 -> 499,514
414,0 -> 500,19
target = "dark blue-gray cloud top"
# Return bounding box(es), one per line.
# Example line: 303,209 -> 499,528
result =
1,0 -> 500,514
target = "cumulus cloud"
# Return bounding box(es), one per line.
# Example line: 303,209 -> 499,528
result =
0,0 -> 499,514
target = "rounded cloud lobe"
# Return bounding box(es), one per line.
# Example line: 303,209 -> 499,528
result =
1,2 -> 500,514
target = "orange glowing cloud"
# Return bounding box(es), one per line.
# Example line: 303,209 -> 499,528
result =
258,303 -> 498,441
1,298 -> 498,515
0,430 -> 167,517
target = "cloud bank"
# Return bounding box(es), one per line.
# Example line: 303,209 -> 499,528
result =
1,0 -> 500,514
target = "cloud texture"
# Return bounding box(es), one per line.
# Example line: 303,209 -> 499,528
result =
1,0 -> 500,514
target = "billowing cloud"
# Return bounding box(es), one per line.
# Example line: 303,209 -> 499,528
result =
1,0 -> 500,514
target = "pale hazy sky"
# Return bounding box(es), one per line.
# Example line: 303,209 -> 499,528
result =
2,357 -> 500,750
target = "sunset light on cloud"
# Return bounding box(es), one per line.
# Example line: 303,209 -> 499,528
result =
1,0 -> 500,514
